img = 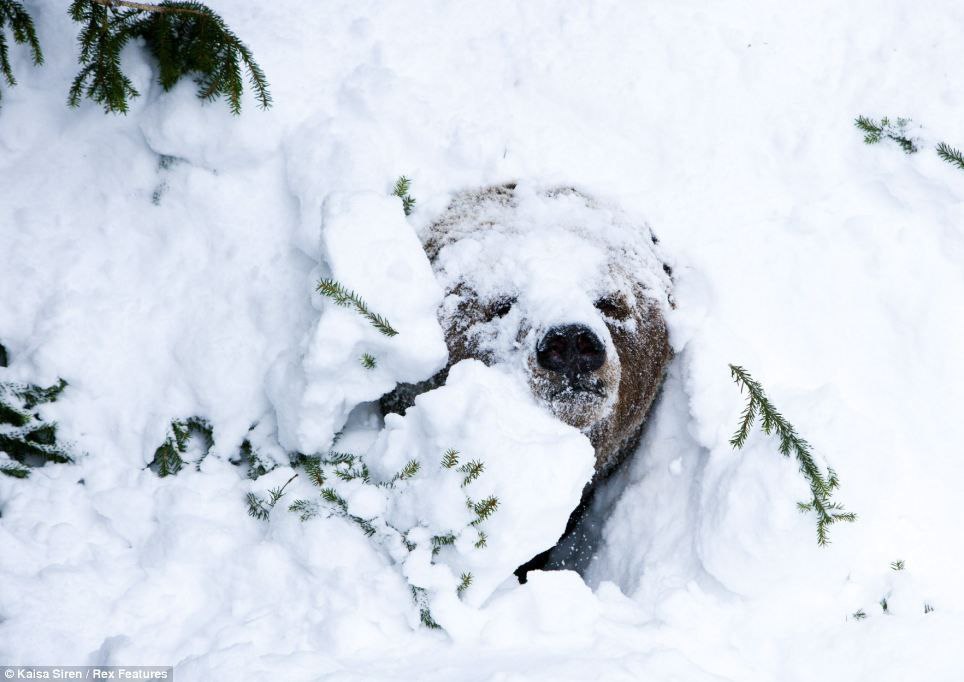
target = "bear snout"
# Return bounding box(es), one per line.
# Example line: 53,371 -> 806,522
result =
536,324 -> 606,381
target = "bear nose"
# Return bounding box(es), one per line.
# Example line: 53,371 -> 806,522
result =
536,324 -> 606,377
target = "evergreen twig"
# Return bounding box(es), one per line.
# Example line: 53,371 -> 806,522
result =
247,473 -> 297,520
0,0 -> 43,104
0,460 -> 30,478
151,415 -> 211,477
288,498 -> 319,521
441,448 -> 459,468
316,278 -> 399,337
67,0 -> 270,114
360,353 -> 377,369
457,459 -> 484,487
392,175 -> 416,216
936,142 -> 964,171
290,446 -> 498,628
456,572 -> 472,598
854,115 -> 917,153
729,364 -> 856,546
0,370 -> 72,477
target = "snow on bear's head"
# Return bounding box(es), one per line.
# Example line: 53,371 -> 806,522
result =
420,183 -> 673,475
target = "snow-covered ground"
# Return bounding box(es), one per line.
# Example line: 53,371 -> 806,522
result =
2,0 -> 964,679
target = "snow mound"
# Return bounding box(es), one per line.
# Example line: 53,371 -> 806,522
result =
365,360 -> 594,624
268,191 -> 448,454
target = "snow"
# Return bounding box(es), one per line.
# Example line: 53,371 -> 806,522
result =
2,0 -> 964,679
368,359 -> 595,616
268,191 -> 447,454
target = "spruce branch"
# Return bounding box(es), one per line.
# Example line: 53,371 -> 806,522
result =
936,142 -> 964,171
890,559 -> 905,571
854,115 -> 917,153
456,571 -> 472,598
68,0 -> 270,114
248,473 -> 298,519
238,437 -> 271,480
431,532 -> 455,555
471,495 -> 499,522
392,175 -> 416,216
398,459 -> 420,480
288,445 -> 496,629
288,498 -> 319,521
411,586 -> 440,629
0,460 -> 30,478
360,353 -> 377,369
0,373 -> 72,473
151,415 -> 211,477
457,459 -> 484,487
729,364 -> 856,546
441,448 -> 460,468
0,0 -> 43,104
316,278 -> 399,337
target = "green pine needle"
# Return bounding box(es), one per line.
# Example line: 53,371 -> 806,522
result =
431,533 -> 456,555
151,416 -> 211,477
441,448 -> 460,468
320,486 -> 347,511
852,609 -> 867,621
67,0 -> 270,115
245,491 -> 270,520
472,495 -> 499,521
0,461 -> 30,478
392,175 -> 416,216
289,444 -> 496,630
0,373 -> 72,474
302,457 -> 326,487
324,451 -> 355,465
854,115 -> 917,153
360,353 -> 377,369
246,474 -> 296,521
457,572 -> 473,598
458,460 -> 484,487
288,498 -> 318,521
936,142 -> 964,171
316,278 -> 399,337
398,459 -> 420,480
890,559 -> 905,571
729,364 -> 856,546
0,0 -> 43,105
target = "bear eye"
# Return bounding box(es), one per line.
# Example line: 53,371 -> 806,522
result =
491,296 -> 516,318
595,295 -> 630,321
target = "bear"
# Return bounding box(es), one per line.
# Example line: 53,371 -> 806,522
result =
380,182 -> 673,573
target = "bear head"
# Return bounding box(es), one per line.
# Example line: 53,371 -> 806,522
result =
384,182 -> 673,478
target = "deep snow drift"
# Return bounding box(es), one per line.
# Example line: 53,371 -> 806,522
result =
2,1 -> 964,680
